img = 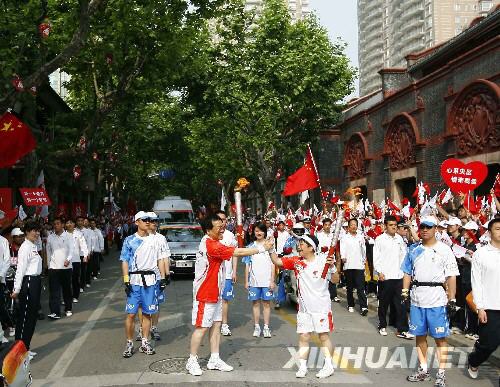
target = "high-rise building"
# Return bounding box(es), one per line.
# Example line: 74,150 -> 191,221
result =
358,0 -> 499,95
245,0 -> 310,22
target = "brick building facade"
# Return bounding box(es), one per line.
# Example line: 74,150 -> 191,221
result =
317,7 -> 499,206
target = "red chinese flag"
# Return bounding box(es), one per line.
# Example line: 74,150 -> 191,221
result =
283,149 -> 320,196
463,193 -> 478,215
0,112 -> 36,168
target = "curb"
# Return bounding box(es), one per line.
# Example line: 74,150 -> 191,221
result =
335,288 -> 500,368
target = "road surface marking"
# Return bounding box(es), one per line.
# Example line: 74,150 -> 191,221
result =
46,278 -> 122,380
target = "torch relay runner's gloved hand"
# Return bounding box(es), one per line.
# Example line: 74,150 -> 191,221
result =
123,275 -> 132,297
160,275 -> 170,290
447,299 -> 457,320
400,289 -> 410,310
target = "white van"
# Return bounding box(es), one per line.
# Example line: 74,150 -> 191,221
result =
153,196 -> 195,224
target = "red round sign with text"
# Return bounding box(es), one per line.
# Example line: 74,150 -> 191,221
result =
440,159 -> 488,193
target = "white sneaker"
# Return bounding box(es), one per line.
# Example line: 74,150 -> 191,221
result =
80,288 -> 84,292
207,357 -> 233,372
253,325 -> 261,337
379,328 -> 388,336
316,364 -> 335,378
296,366 -> 308,378
93,276 -> 98,280
28,351 -> 37,360
66,311 -> 73,317
467,363 -> 478,379
263,326 -> 271,338
186,357 -> 203,376
73,298 -> 78,303
348,307 -> 354,313
221,324 -> 232,336
86,284 -> 91,288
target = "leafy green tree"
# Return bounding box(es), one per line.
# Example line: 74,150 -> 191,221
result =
184,0 -> 356,206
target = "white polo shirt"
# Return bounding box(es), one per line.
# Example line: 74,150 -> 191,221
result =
340,232 -> 366,270
373,232 -> 407,280
472,243 -> 500,311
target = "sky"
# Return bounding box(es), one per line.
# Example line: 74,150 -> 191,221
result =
308,0 -> 359,97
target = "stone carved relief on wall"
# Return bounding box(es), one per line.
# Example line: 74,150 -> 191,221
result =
344,133 -> 368,180
384,113 -> 419,171
448,80 -> 500,157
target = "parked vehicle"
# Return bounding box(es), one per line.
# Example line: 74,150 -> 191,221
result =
153,196 -> 194,224
159,223 -> 203,276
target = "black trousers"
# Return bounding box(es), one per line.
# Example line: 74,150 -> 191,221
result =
85,254 -> 94,285
92,252 -> 101,277
378,279 -> 407,332
80,256 -> 87,289
48,269 -> 72,315
328,281 -> 338,299
15,275 -> 41,349
468,310 -> 500,368
0,283 -> 13,328
72,261 -> 81,300
345,269 -> 367,309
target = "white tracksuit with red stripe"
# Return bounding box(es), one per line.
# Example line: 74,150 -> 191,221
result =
191,235 -> 235,328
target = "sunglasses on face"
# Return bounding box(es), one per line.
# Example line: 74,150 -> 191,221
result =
140,218 -> 152,223
419,225 -> 434,230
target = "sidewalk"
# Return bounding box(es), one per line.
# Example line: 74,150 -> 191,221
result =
335,287 -> 500,368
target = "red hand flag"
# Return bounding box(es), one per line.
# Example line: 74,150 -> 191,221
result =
0,112 -> 36,168
283,148 -> 320,196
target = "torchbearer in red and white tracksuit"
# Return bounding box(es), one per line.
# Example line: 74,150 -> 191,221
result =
269,234 -> 336,380
186,214 -> 275,376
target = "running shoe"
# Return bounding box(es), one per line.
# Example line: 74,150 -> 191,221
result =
348,307 -> 354,313
396,331 -> 414,340
407,366 -> 430,382
151,326 -> 161,341
47,313 -> 61,320
274,303 -> 281,309
252,325 -> 261,337
65,311 -> 73,317
186,356 -> 203,376
379,328 -> 388,336
122,341 -> 134,358
333,297 -> 340,303
220,324 -> 232,336
86,284 -> 91,288
139,341 -> 155,355
434,370 -> 446,386
361,308 -> 368,316
207,357 -> 233,372
316,364 -> 334,378
263,326 -> 271,338
467,362 -> 478,379
295,366 -> 308,378
73,298 -> 78,303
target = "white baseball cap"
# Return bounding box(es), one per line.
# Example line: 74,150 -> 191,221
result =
420,216 -> 438,227
438,220 -> 448,228
11,228 -> 24,236
447,217 -> 462,226
463,221 -> 479,231
134,211 -> 150,221
147,211 -> 158,220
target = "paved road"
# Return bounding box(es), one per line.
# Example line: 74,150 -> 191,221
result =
28,252 -> 499,386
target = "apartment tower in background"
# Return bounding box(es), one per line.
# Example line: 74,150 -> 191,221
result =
245,0 -> 310,22
358,0 -> 499,95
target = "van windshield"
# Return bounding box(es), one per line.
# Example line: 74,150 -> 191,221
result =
158,211 -> 194,223
160,228 -> 203,242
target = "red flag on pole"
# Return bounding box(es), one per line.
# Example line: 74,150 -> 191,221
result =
0,112 -> 36,168
283,147 -> 320,196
